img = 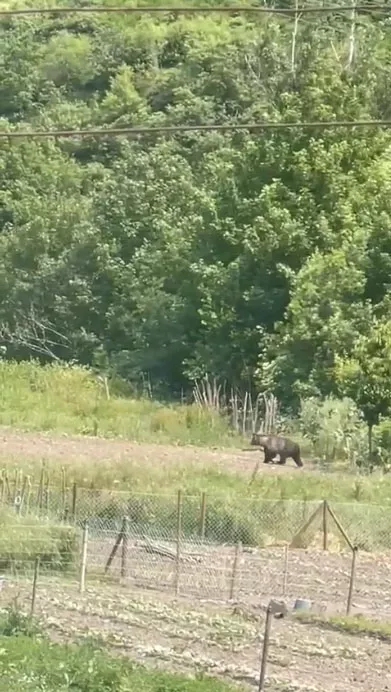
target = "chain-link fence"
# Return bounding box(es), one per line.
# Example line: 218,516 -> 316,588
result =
0,526 -> 390,622
0,486 -> 391,618
0,485 -> 391,610
4,483 -> 391,552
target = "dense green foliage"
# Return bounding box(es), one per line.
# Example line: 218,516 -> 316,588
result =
2,1 -> 391,422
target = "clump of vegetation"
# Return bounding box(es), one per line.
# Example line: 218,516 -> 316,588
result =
3,360 -> 391,470
1,362 -> 391,551
0,632 -> 239,691
0,604 -> 44,638
295,611 -> 391,642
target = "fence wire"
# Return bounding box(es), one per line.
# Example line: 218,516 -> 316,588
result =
3,484 -> 391,551
0,486 -> 391,617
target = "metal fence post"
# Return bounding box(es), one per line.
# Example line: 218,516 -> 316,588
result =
175,490 -> 182,595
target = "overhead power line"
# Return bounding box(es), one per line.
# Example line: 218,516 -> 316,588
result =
0,4 -> 390,16
1,120 -> 391,139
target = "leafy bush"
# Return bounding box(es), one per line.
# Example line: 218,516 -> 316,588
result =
0,605 -> 44,638
299,396 -> 368,465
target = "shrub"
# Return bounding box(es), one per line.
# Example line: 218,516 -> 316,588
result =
0,605 -> 44,638
299,396 -> 367,464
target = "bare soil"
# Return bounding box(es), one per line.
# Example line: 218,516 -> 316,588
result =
2,576 -> 391,692
87,536 -> 391,620
0,426 -> 313,474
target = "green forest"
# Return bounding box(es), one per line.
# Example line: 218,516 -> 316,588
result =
2,1 -> 391,444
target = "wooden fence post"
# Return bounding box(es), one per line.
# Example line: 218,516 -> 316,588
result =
258,605 -> 272,691
121,516 -> 129,579
71,482 -> 77,523
61,466 -> 66,516
229,542 -> 242,600
37,464 -> 45,511
44,473 -> 50,513
79,521 -> 89,593
30,557 -> 40,617
199,491 -> 207,541
175,490 -> 182,595
282,545 -> 289,597
4,472 -> 10,505
12,469 -> 19,505
105,526 -> 123,574
346,547 -> 358,615
322,500 -> 328,551
25,476 -> 31,514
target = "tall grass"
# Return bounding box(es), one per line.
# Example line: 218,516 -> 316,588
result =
3,455 -> 391,504
0,360 -> 240,446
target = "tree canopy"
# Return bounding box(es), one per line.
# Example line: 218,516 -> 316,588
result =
1,1 -> 391,410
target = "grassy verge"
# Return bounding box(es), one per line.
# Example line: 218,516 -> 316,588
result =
3,454 -> 391,503
0,611 -> 240,692
295,612 -> 391,642
0,360 -> 240,447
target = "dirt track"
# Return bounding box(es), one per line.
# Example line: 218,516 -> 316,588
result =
0,427 -> 312,476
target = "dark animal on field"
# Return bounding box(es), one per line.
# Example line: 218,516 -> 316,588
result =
249,433 -> 303,482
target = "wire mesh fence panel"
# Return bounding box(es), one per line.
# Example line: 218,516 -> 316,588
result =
75,490 -> 185,540
90,530 -> 231,599
280,548 -> 354,614
83,533 -> 387,618
0,483 -> 65,521
198,497 -> 323,548
4,485 -> 391,555
0,518 -> 81,567
232,546 -> 287,603
0,537 -> 388,622
348,550 -> 391,618
2,487 -> 391,616
329,501 -> 391,552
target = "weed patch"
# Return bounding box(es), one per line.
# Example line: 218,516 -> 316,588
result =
295,612 -> 391,642
0,633 -> 241,691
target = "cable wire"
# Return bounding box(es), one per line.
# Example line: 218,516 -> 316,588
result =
0,4 -> 390,16
1,120 -> 391,139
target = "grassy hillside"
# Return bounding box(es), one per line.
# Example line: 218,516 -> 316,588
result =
0,360 -> 240,446
1,361 -> 391,506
